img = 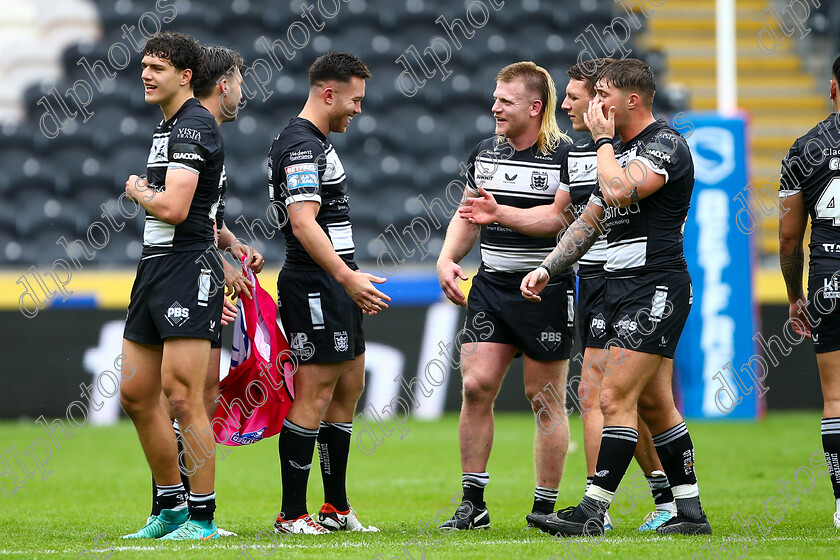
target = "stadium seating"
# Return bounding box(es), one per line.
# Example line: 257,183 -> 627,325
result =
1,0 -> 682,267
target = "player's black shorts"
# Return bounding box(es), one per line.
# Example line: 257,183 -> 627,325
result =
124,250 -> 224,345
603,270 -> 692,359
211,332 -> 222,349
277,267 -> 364,364
578,274 -> 609,350
463,271 -> 575,361
808,270 -> 840,353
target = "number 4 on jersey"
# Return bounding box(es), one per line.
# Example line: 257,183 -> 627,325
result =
816,177 -> 840,225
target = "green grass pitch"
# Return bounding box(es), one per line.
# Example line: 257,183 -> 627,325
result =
1,411 -> 839,559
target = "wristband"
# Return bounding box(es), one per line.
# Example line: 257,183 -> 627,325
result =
537,264 -> 552,279
595,137 -> 612,150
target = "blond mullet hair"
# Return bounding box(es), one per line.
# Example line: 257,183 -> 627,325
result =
496,61 -> 570,154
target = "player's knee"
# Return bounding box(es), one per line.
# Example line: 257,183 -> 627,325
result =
524,382 -> 542,405
461,375 -> 495,405
578,377 -> 598,406
598,386 -> 625,419
203,386 -> 220,419
636,404 -> 659,430
118,385 -> 155,417
637,390 -> 658,417
343,373 -> 365,403
307,387 -> 336,418
824,396 -> 840,418
119,392 -> 142,417
167,391 -> 191,420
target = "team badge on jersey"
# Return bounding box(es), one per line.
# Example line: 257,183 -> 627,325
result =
530,170 -> 549,191
149,136 -> 168,164
334,331 -> 349,352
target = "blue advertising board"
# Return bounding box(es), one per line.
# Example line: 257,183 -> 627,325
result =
675,112 -> 762,419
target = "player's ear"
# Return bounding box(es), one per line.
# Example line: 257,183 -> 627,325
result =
831,79 -> 837,101
181,68 -> 192,87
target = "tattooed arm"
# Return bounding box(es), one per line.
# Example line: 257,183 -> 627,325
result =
520,199 -> 605,302
779,190 -> 810,336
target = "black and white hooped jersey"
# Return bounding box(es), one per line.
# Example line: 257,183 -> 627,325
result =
592,119 -> 693,277
143,98 -> 224,258
466,136 -> 572,277
268,117 -> 355,270
560,136 -> 608,278
780,114 -> 840,276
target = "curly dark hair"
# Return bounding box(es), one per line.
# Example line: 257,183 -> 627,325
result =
308,52 -> 371,86
193,45 -> 245,99
141,31 -> 205,88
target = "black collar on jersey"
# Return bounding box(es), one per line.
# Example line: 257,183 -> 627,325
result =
289,116 -> 327,142
159,97 -> 202,127
616,118 -> 669,149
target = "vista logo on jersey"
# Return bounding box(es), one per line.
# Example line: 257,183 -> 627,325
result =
165,302 -> 190,326
176,128 -> 201,141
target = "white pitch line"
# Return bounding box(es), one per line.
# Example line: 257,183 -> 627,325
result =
2,535 -> 836,555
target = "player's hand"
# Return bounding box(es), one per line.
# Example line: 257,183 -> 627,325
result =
583,97 -> 615,142
789,298 -> 812,338
233,242 -> 265,273
124,174 -> 150,202
224,258 -> 253,299
341,270 -> 390,315
437,260 -> 468,307
520,267 -> 549,302
220,297 -> 238,326
459,187 -> 498,225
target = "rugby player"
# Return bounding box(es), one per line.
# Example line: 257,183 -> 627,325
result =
521,58 -> 711,536
436,61 -> 574,529
779,55 -> 840,528
268,52 -> 386,534
460,59 -> 676,531
120,31 -> 225,540
193,45 -> 264,418
138,45 -> 265,538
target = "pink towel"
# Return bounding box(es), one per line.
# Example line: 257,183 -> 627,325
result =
212,263 -> 295,446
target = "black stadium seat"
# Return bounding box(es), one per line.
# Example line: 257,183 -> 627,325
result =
0,0 -> 674,265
